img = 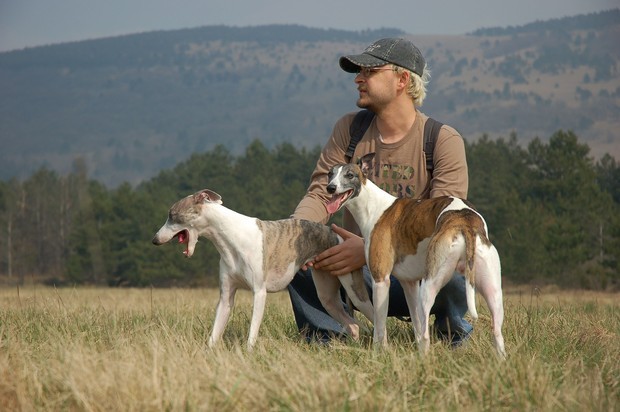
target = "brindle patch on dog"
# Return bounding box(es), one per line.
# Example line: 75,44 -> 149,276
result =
256,219 -> 339,278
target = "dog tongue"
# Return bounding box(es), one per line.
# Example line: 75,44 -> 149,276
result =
325,195 -> 343,214
177,233 -> 190,256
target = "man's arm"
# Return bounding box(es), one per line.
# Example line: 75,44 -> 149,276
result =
293,113 -> 367,275
429,125 -> 469,199
292,113 -> 356,223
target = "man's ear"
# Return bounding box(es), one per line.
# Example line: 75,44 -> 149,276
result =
358,153 -> 375,177
397,69 -> 410,90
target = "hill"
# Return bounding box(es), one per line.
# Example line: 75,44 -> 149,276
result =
0,10 -> 618,186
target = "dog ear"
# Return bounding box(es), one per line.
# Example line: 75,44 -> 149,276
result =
195,189 -> 223,205
358,153 -> 375,177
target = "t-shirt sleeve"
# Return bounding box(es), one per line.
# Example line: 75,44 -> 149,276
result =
430,125 -> 469,199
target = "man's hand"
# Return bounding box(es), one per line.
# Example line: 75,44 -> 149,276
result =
311,224 -> 366,276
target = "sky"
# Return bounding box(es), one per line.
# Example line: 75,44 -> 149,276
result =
0,0 -> 617,52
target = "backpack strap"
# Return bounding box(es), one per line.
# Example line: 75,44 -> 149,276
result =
418,117 -> 444,199
423,117 -> 444,175
345,109 -> 375,162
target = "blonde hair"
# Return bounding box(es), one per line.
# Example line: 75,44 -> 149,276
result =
394,64 -> 430,107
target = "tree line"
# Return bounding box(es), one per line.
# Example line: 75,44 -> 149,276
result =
0,131 -> 618,290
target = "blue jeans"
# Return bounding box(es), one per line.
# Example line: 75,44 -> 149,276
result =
287,267 -> 472,345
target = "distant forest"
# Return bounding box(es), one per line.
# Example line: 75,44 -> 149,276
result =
0,131 -> 618,290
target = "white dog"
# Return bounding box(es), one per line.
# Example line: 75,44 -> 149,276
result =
152,189 -> 373,349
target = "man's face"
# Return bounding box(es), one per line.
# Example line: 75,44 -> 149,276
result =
353,65 -> 400,111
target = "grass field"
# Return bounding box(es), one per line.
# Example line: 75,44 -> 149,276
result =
0,285 -> 618,411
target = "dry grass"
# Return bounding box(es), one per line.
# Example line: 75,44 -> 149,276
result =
0,285 -> 618,411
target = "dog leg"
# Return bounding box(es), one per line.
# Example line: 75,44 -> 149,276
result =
312,270 -> 362,339
337,271 -> 374,322
209,281 -> 237,348
417,277 -> 442,355
399,279 -> 422,345
419,235 -> 466,354
247,286 -> 267,350
475,246 -> 506,359
417,260 -> 458,354
372,275 -> 390,348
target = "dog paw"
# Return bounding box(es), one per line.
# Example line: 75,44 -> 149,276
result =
346,324 -> 360,340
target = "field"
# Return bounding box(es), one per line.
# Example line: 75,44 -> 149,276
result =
0,285 -> 618,411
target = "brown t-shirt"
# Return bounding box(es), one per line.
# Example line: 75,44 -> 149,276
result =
293,110 -> 468,232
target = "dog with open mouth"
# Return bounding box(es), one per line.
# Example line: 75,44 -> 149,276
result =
152,189 -> 374,349
325,153 -> 506,358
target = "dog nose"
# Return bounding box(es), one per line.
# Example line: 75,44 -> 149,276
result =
152,236 -> 160,245
326,183 -> 336,194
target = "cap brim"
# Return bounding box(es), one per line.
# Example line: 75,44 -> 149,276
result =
339,54 -> 389,73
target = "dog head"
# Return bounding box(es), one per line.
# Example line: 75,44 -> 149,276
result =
325,153 -> 375,214
152,189 -> 222,258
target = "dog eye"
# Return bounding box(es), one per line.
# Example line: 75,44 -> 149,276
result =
346,172 -> 354,179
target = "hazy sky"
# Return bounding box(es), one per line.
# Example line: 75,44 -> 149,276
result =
0,0 -> 617,52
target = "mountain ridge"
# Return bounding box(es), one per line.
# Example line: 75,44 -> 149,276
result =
1,10 -> 618,186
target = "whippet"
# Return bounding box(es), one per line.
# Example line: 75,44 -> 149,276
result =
152,189 -> 373,350
325,153 -> 506,358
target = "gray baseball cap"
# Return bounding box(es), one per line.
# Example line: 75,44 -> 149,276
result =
339,38 -> 425,76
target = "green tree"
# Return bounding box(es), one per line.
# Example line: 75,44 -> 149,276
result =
596,154 -> 620,203
595,153 -> 620,283
525,130 -> 615,287
0,179 -> 23,281
467,133 -> 547,282
66,180 -> 109,284
273,142 -> 321,216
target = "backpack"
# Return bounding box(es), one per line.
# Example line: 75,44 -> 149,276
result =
346,109 -> 443,173
345,109 -> 443,198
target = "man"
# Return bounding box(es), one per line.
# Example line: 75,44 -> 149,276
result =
288,38 -> 472,345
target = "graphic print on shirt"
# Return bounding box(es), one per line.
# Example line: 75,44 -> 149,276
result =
376,162 -> 417,199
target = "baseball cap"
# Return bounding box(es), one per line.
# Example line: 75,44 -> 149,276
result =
339,38 -> 425,77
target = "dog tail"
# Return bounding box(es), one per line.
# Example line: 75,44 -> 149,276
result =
466,274 -> 478,320
463,225 -> 478,320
